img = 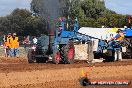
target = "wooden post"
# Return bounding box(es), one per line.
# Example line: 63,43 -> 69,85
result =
87,40 -> 94,63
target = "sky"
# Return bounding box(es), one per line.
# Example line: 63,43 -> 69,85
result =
0,0 -> 132,16
0,0 -> 31,16
104,0 -> 132,15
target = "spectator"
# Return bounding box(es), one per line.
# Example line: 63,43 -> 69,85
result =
4,39 -> 9,57
6,33 -> 12,57
23,36 -> 29,51
12,33 -> 19,57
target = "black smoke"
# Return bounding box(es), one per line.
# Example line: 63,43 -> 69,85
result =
40,0 -> 65,29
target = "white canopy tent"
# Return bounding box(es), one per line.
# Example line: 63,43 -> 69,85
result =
78,27 -> 123,40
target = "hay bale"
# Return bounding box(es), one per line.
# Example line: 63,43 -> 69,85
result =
74,44 -> 88,60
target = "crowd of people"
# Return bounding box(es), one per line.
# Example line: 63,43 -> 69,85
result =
4,33 -> 19,57
3,33 -> 38,57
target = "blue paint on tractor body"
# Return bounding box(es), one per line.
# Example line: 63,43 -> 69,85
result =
123,28 -> 132,37
54,17 -> 87,45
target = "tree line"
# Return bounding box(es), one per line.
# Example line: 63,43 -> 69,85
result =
0,0 -> 131,36
31,0 -> 131,27
0,8 -> 48,36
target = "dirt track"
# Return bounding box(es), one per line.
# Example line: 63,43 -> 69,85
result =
0,57 -> 132,88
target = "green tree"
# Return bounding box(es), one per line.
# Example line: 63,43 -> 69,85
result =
81,0 -> 105,19
97,17 -> 108,27
0,8 -> 48,35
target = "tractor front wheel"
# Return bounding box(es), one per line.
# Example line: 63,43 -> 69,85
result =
27,49 -> 36,63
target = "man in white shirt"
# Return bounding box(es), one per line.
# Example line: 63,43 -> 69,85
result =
33,37 -> 37,44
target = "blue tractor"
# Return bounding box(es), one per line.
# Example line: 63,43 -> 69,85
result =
27,17 -> 80,64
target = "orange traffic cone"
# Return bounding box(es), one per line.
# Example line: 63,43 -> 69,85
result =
81,69 -> 87,78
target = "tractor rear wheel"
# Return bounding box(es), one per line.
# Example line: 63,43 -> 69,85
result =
27,49 -> 36,63
60,45 -> 67,64
52,50 -> 60,64
64,40 -> 75,64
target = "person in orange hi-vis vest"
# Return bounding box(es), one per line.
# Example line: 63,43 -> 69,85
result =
6,33 -> 12,47
6,33 -> 13,57
11,33 -> 19,57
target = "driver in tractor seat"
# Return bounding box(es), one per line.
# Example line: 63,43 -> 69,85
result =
109,29 -> 125,61
57,17 -> 64,36
58,25 -> 62,36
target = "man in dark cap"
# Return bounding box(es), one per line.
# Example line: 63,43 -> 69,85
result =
114,29 -> 124,41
